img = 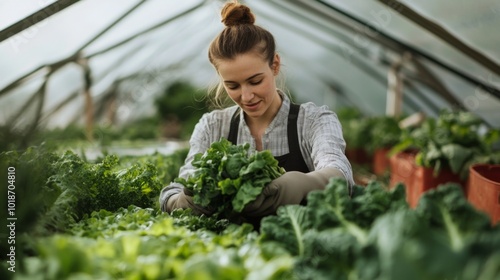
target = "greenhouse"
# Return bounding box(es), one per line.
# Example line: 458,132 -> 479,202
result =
1,0 -> 500,279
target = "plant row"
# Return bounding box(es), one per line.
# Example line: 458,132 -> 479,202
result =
1,144 -> 499,279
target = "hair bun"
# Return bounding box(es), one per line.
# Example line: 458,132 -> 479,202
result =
221,2 -> 255,27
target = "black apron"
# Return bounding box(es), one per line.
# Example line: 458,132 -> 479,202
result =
227,103 -> 310,230
227,103 -> 310,173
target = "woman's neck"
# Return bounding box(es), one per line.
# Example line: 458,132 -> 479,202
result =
245,91 -> 283,150
245,91 -> 282,129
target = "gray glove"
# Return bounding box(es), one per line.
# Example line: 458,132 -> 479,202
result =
165,190 -> 214,216
243,167 -> 345,217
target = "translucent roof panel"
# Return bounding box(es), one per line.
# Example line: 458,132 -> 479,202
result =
1,0 -> 499,128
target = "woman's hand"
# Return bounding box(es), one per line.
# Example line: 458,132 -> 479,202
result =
166,191 -> 214,216
242,167 -> 345,217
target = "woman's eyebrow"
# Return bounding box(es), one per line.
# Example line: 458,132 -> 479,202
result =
224,73 -> 263,83
246,73 -> 263,81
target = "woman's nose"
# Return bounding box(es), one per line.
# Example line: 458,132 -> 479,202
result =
241,85 -> 254,102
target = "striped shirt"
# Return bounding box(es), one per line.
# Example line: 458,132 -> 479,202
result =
159,91 -> 354,211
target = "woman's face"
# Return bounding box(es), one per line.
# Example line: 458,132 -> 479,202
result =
217,52 -> 281,123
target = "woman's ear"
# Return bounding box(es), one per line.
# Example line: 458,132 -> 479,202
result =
272,53 -> 281,75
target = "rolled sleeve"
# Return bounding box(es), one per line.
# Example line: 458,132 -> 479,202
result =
303,104 -> 355,187
159,182 -> 183,212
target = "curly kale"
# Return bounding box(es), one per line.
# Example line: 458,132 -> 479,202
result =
260,178 -> 500,280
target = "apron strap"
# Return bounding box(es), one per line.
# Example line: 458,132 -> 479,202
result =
227,107 -> 240,145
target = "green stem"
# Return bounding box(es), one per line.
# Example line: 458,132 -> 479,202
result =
286,207 -> 305,257
328,203 -> 368,245
440,205 -> 463,251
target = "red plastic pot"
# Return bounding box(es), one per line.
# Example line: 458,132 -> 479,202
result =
389,151 -> 464,208
372,147 -> 391,176
467,164 -> 500,225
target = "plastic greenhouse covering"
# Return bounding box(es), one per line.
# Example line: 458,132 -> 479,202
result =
1,0 -> 499,128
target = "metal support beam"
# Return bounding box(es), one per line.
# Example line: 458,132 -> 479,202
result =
0,0 -> 80,43
314,0 -> 500,100
377,0 -> 500,77
386,56 -> 406,117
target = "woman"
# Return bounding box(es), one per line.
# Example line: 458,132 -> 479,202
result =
160,1 -> 354,217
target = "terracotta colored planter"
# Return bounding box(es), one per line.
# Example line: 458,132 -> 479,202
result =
372,148 -> 391,176
389,151 -> 464,208
467,164 -> 500,225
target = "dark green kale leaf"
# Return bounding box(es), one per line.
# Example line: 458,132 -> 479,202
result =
260,205 -> 309,256
295,228 -> 361,280
415,183 -> 492,251
350,181 -> 408,228
365,210 -> 464,280
261,178 -> 409,258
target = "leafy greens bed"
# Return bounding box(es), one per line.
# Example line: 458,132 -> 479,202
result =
261,179 -> 500,280
1,144 -> 499,280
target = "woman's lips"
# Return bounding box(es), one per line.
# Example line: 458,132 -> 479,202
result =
243,101 -> 261,111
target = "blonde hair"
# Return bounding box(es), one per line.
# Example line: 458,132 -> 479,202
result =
207,1 -> 279,109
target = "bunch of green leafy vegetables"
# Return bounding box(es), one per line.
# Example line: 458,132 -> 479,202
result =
391,109 -> 500,179
175,138 -> 285,217
260,178 -> 500,280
